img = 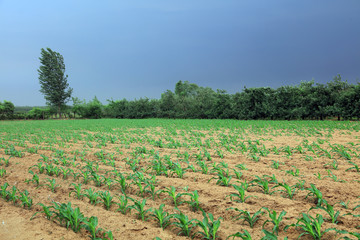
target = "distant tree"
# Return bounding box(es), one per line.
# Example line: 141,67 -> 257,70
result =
38,48 -> 73,118
0,100 -> 15,119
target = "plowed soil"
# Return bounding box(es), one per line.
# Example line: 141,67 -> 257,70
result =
0,120 -> 359,240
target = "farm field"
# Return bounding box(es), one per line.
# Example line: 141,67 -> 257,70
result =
0,119 -> 359,240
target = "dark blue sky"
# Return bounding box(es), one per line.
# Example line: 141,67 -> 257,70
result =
1,1 -> 360,106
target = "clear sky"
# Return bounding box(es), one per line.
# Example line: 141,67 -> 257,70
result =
1,0 -> 360,106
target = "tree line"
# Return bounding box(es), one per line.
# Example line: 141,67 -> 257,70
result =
3,75 -> 359,120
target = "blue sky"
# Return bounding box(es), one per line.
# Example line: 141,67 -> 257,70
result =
1,0 -> 360,106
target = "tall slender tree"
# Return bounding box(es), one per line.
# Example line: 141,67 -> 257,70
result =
38,48 -> 72,118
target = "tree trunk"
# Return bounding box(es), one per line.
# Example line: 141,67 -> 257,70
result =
58,105 -> 62,119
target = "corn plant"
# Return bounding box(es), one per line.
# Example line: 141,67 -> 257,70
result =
209,172 -> 232,187
346,161 -> 359,172
0,182 -> 9,199
60,167 -> 73,179
228,207 -> 264,228
250,176 -> 273,195
194,211 -> 223,240
197,160 -> 210,174
233,169 -> 243,180
186,190 -> 203,212
8,185 -> 18,204
284,213 -> 336,240
84,188 -> 100,205
285,166 -> 300,177
69,183 -> 83,200
0,168 -> 6,178
310,202 -> 340,224
261,229 -> 289,240
161,186 -> 188,207
19,190 -> 33,209
262,207 -> 286,235
99,191 -> 114,210
0,156 -> 10,167
226,184 -> 255,203
171,209 -> 196,237
30,162 -> 45,174
129,198 -> 151,221
306,184 -> 326,207
324,170 -> 344,182
227,229 -> 252,240
31,203 -> 53,220
44,178 -> 59,192
116,195 -> 131,215
273,182 -> 297,200
81,216 -> 104,240
52,202 -> 87,233
150,204 -> 173,229
323,160 -> 338,170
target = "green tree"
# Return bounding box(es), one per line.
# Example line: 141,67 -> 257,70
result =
38,48 -> 73,118
0,100 -> 15,119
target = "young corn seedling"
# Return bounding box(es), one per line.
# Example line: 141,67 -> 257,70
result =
285,213 -> 335,240
172,162 -> 186,178
209,172 -> 232,187
262,207 -> 287,235
306,184 -> 326,207
0,156 -> 10,167
60,167 -> 73,179
197,160 -> 210,174
194,211 -> 223,240
325,170 -> 344,182
84,188 -> 100,205
99,191 -> 114,210
310,202 -> 341,224
228,207 -> 264,228
261,229 -> 289,240
1,182 -> 9,200
186,190 -> 203,212
129,198 -> 151,221
345,161 -> 360,172
31,203 -> 53,220
233,169 -> 243,180
116,195 -> 131,215
69,183 -> 83,200
227,229 -> 252,240
161,186 -> 187,207
250,176 -> 274,195
30,162 -> 45,174
0,168 -> 6,178
150,204 -> 173,229
323,160 -> 338,170
226,184 -> 255,203
285,166 -> 300,177
45,178 -> 59,193
8,185 -> 18,204
52,202 -> 87,233
81,216 -> 104,240
171,209 -> 196,237
337,200 -> 350,209
19,190 -> 33,209
273,182 -> 297,200
270,160 -> 282,170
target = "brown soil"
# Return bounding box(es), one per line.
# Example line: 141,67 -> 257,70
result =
0,126 -> 359,240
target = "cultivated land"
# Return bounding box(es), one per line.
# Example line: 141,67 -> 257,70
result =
0,119 -> 359,240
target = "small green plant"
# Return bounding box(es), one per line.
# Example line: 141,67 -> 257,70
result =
226,184 -> 255,203
44,178 -> 59,192
310,202 -> 340,224
262,207 -> 287,235
116,195 -> 131,215
186,190 -> 203,212
228,207 -> 264,228
150,204 -> 173,229
346,161 -> 360,172
285,213 -> 335,240
82,216 -> 104,240
161,186 -> 187,207
69,183 -> 83,200
194,211 -> 223,240
31,203 -> 54,220
227,229 -> 252,240
19,190 -> 33,209
273,182 -> 297,200
250,176 -> 273,195
0,168 -> 6,178
306,184 -> 326,207
171,209 -> 196,237
99,191 -> 114,210
84,188 -> 100,205
129,198 -> 151,221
